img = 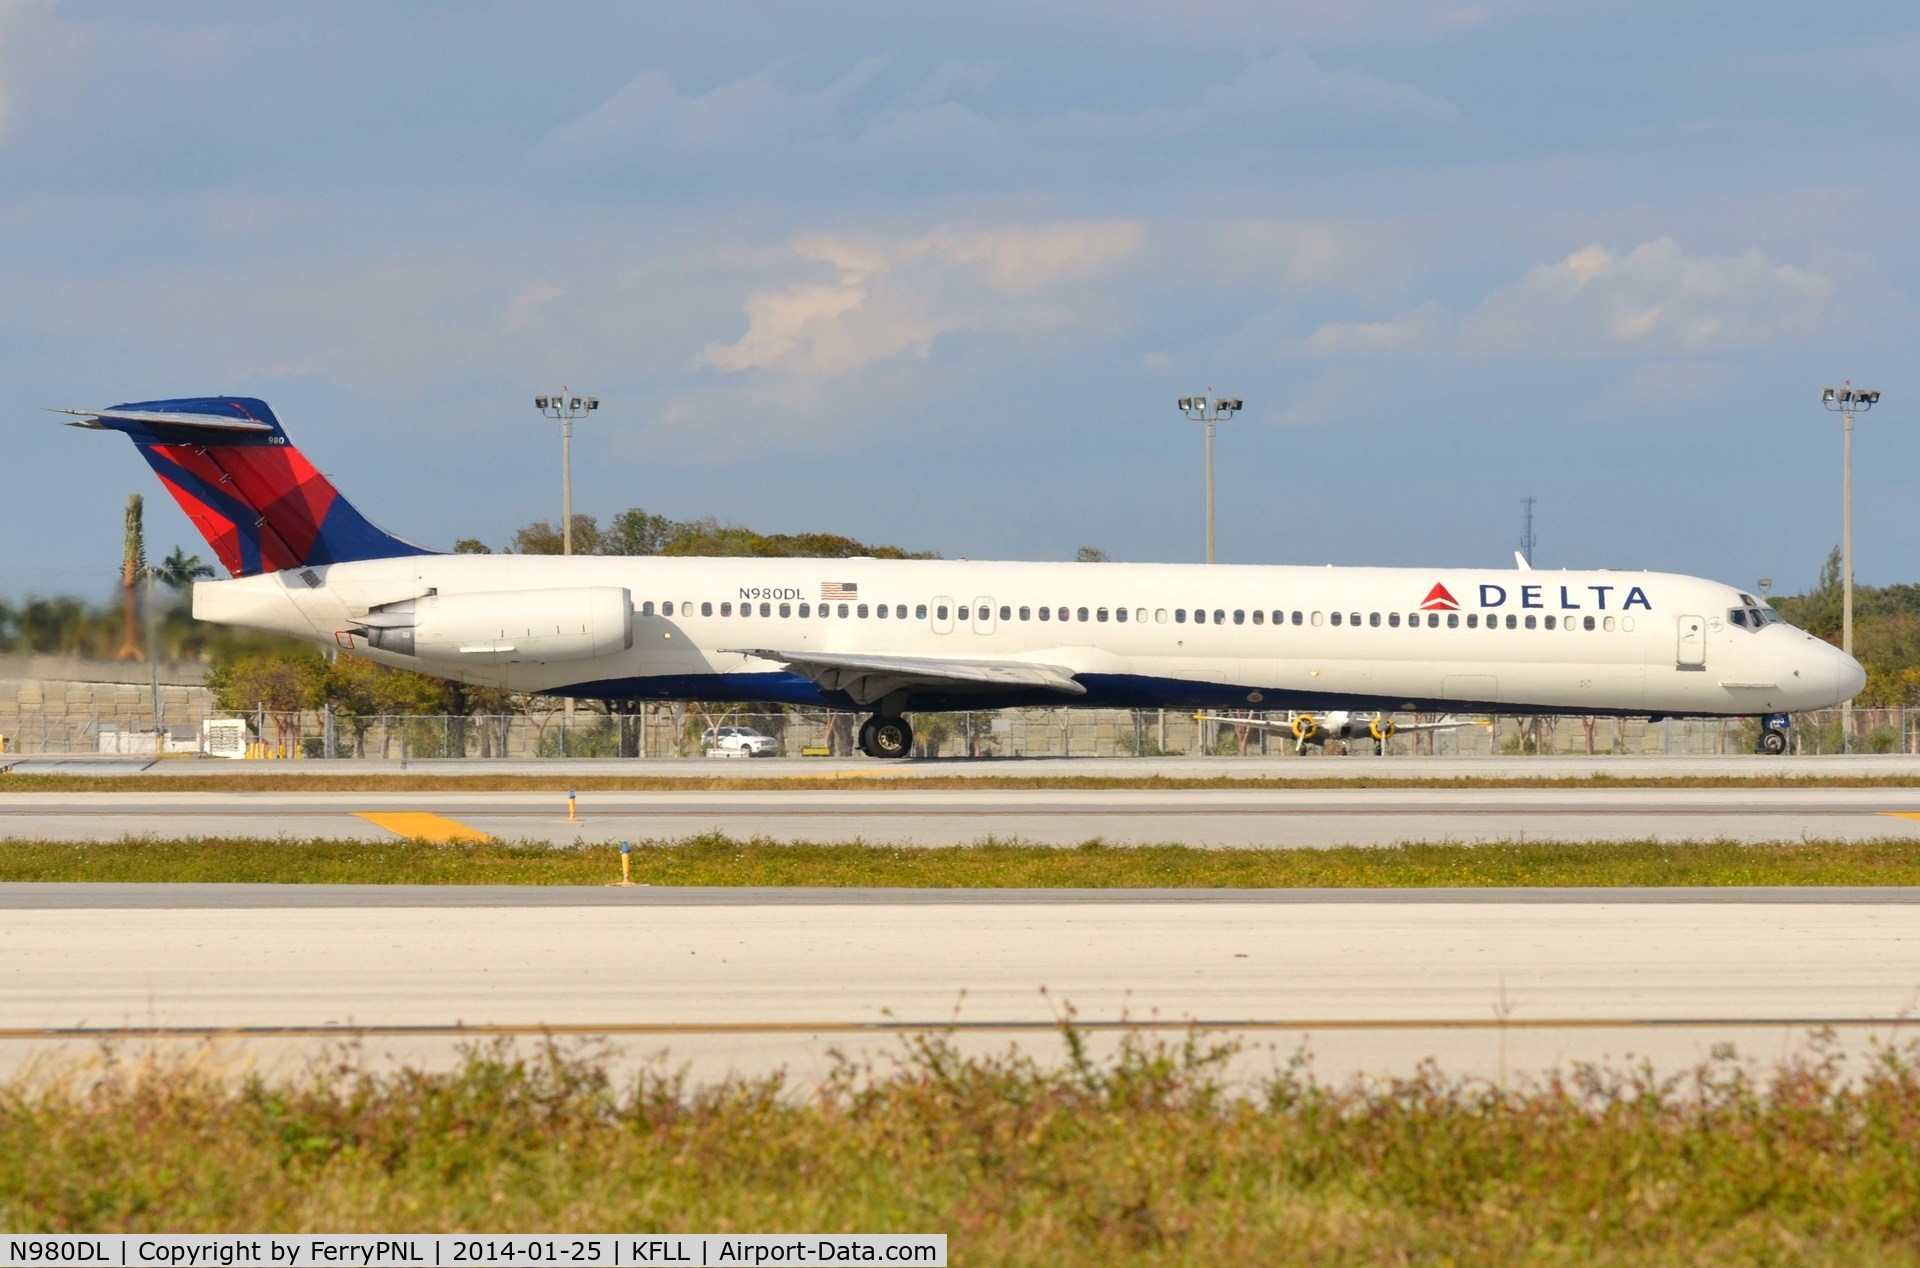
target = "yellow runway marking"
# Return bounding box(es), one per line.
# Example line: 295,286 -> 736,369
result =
355,811 -> 494,843
1879,812 -> 1920,821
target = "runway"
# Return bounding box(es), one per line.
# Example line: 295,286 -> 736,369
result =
3,884 -> 1916,1086
3,785 -> 1920,845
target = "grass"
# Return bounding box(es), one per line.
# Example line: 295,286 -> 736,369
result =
5,1030 -> 1920,1262
4,771 -> 1920,793
5,834 -> 1920,887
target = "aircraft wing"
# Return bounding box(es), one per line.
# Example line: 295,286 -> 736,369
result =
723,648 -> 1087,705
1194,712 -> 1488,735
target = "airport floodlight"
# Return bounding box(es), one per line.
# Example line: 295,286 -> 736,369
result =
1174,393 -> 1244,564
535,389 -> 599,556
1821,380 -> 1884,751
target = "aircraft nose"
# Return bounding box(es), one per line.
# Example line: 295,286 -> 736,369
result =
1798,638 -> 1866,707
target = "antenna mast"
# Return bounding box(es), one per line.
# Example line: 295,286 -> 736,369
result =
1519,495 -> 1537,567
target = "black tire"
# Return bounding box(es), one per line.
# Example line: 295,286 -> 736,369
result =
857,718 -> 879,757
868,716 -> 914,760
1758,727 -> 1789,756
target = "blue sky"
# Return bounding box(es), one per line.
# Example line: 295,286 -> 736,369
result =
2,0 -> 1914,601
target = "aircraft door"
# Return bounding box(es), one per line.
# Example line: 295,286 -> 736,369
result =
1676,615 -> 1706,669
973,597 -> 996,635
931,596 -> 955,635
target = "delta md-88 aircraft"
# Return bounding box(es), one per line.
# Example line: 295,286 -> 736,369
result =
68,396 -> 1864,758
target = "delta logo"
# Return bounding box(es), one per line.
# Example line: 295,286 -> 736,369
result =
1418,581 -> 1655,612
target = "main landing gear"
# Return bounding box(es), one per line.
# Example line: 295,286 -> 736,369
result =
858,715 -> 915,759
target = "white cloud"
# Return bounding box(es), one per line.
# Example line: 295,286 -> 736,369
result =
1305,238 -> 1845,359
698,220 -> 1144,379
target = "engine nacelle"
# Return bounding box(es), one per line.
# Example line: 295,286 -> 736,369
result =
359,587 -> 632,664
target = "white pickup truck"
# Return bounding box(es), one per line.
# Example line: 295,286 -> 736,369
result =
701,725 -> 779,757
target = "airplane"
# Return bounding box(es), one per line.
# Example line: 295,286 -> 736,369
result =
1192,709 -> 1488,755
63,396 -> 1864,759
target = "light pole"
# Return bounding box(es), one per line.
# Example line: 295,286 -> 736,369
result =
1821,382 -> 1880,753
1176,394 -> 1242,564
534,390 -> 599,555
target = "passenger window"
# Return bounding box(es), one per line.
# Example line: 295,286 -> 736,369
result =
1623,617 -> 1635,632
1604,616 -> 1616,631
917,604 -> 928,620
857,604 -> 869,618
1311,611 -> 1323,627
1116,608 -> 1128,623
759,602 -> 771,617
779,602 -> 791,618
1019,606 -> 1031,621
1292,612 -> 1304,626
1330,612 -> 1342,626
1253,610 -> 1264,625
1234,610 -> 1245,625
798,603 -> 810,618
1038,607 -> 1050,621
1388,613 -> 1400,628
1097,608 -> 1109,622
1076,607 -> 1089,622
1544,615 -> 1556,629
1422,613 -> 1435,628
663,601 -> 674,616
958,607 -> 970,621
837,603 -> 850,618
720,602 -> 732,616
895,605 -> 905,619
1216,610 -> 1227,625
1136,608 -> 1148,623
1174,609 -> 1186,623
1447,613 -> 1459,628
1155,609 -> 1168,623
1368,613 -> 1380,628
641,601 -> 656,616
702,602 -> 714,617
1000,606 -> 1010,621
1057,608 -> 1069,622
1584,615 -> 1595,631
1524,615 -> 1537,629
1466,613 -> 1477,628
1195,609 -> 1207,625
876,604 -> 889,619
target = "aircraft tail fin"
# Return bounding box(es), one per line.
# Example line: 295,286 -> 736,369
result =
61,396 -> 436,577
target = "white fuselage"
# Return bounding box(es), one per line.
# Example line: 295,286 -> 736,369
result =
194,555 -> 1865,717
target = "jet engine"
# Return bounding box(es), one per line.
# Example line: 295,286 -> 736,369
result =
356,587 -> 632,664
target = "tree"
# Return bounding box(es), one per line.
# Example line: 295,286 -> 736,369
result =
602,508 -> 681,556
156,545 -> 215,591
452,538 -> 493,555
116,494 -> 145,661
1075,546 -> 1110,563
206,650 -> 326,749
511,515 -> 602,555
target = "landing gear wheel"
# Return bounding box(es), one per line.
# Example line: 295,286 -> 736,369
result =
862,715 -> 914,760
1758,727 -> 1789,756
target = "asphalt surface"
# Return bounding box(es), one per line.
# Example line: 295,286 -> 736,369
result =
3,785 -> 1919,845
3,884 -> 1917,1085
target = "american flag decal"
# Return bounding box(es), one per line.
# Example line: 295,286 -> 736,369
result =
821,581 -> 858,601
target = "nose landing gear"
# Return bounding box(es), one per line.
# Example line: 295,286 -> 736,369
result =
858,715 -> 915,759
1756,713 -> 1791,755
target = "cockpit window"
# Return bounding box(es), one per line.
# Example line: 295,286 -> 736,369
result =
1728,608 -> 1752,630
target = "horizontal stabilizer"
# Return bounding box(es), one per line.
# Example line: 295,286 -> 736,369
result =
55,407 -> 274,433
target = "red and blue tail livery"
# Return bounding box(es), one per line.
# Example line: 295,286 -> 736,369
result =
62,396 -> 434,577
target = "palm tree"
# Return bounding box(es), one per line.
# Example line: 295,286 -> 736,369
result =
157,545 -> 215,591
116,495 -> 145,661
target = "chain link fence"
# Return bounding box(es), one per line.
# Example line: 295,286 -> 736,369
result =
3,703 -> 1916,759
